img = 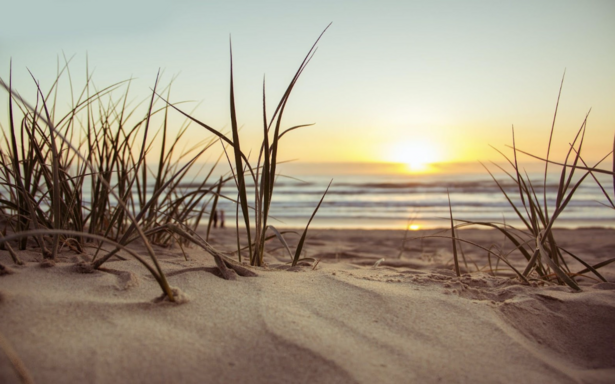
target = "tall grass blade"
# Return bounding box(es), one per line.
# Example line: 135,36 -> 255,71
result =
424,234 -> 530,284
559,247 -> 606,282
509,147 -> 614,176
266,225 -> 294,260
206,177 -> 223,242
29,72 -> 61,259
481,162 -> 533,231
228,39 -> 253,264
6,61 -> 28,250
256,77 -> 271,266
447,189 -> 461,276
575,151 -> 615,208
575,257 -> 615,276
543,171 -> 590,236
510,126 -> 531,221
536,231 -> 580,290
0,330 -> 34,384
292,180 -> 332,266
544,71 -> 565,218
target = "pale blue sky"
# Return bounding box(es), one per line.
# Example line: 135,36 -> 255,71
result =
2,0 -> 614,170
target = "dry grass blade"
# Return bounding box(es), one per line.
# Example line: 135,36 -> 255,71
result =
6,62 -> 27,250
0,233 -> 22,265
29,73 -> 61,260
227,41 -> 253,263
278,123 -> 315,140
163,224 -> 257,279
574,150 -> 615,209
255,77 -> 271,266
397,213 -> 417,259
575,257 -> 615,276
266,225 -> 294,261
536,231 -> 580,290
206,177 -> 223,242
4,65 -> 49,253
0,330 -> 34,384
422,234 -> 530,284
542,170 -> 591,237
292,179 -> 332,267
447,189 -> 461,277
543,71 -> 565,218
510,126 -> 532,223
253,25 -> 330,266
480,161 -> 533,231
0,229 -> 169,292
507,147 -> 614,176
553,113 -> 589,213
558,247 -> 606,282
486,244 -> 498,276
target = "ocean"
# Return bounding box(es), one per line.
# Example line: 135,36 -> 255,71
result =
210,171 -> 615,230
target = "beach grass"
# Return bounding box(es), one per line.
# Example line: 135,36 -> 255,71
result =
1,25 -> 613,297
0,26 -> 332,300
156,24 -> 332,267
0,64 -> 217,301
435,79 -> 615,289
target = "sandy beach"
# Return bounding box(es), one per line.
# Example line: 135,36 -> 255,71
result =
1,227 -> 614,383
2,1 -> 614,383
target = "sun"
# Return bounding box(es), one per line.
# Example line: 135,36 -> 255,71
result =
387,140 -> 441,173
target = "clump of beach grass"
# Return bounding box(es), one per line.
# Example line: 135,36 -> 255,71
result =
435,78 -> 615,289
0,26 -> 332,300
0,64 -> 215,301
158,24 -> 332,267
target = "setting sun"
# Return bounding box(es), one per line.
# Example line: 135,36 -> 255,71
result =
387,140 -> 441,173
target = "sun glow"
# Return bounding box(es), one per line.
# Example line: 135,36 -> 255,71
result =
387,140 -> 441,173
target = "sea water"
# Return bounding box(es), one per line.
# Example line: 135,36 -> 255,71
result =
209,172 -> 614,230
55,167 -> 614,231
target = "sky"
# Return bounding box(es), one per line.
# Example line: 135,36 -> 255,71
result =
1,0 -> 614,175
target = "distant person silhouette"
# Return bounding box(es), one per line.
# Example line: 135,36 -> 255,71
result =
220,210 -> 225,228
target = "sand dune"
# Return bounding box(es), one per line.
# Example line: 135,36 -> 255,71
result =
1,228 -> 614,383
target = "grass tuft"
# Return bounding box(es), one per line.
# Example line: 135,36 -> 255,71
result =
429,78 -> 613,289
0,26 -> 332,301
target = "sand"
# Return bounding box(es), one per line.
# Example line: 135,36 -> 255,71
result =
1,227 -> 614,383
